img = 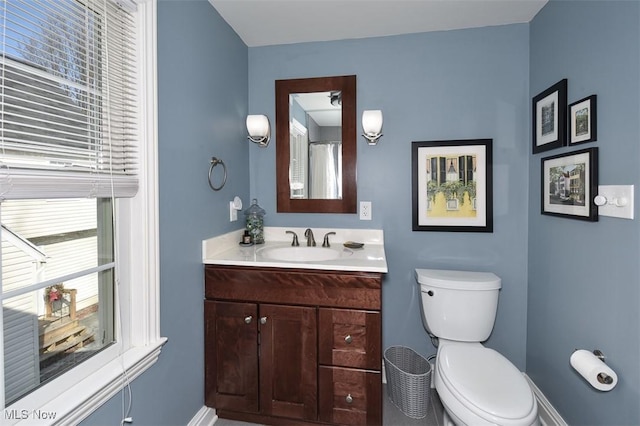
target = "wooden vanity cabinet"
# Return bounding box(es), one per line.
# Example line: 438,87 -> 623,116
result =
204,265 -> 383,426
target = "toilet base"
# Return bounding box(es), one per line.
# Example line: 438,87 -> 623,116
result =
440,399 -> 466,426
440,394 -> 541,426
443,411 -> 542,426
442,408 -> 455,426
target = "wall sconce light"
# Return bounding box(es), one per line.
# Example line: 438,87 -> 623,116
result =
362,110 -> 383,145
246,114 -> 271,147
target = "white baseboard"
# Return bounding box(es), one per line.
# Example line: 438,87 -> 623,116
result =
525,374 -> 568,426
188,406 -> 217,426
188,376 -> 561,426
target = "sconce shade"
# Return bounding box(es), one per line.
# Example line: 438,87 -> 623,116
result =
246,114 -> 271,147
362,110 -> 383,145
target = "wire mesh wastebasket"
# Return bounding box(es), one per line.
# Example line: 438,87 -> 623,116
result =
384,346 -> 432,419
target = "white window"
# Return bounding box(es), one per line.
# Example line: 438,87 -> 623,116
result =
0,0 -> 163,423
289,118 -> 308,199
2,198 -> 116,406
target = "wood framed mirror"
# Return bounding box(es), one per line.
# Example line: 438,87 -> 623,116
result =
275,75 -> 357,213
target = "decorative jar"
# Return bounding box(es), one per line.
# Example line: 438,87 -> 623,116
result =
244,198 -> 265,244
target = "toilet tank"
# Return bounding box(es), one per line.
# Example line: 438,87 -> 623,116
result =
415,269 -> 501,342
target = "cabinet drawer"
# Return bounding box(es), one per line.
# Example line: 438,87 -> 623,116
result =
319,366 -> 381,426
319,308 -> 381,370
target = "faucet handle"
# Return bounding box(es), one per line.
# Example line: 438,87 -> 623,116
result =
286,230 -> 299,246
322,232 -> 336,247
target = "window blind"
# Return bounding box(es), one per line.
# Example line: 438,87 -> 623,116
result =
0,0 -> 138,199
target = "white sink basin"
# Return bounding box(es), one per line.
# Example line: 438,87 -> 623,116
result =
258,246 -> 351,262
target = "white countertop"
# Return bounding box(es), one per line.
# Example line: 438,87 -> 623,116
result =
202,227 -> 388,273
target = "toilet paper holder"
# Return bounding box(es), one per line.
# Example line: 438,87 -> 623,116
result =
574,349 -> 614,385
591,349 -> 605,361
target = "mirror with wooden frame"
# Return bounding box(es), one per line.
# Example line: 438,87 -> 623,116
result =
275,75 -> 356,213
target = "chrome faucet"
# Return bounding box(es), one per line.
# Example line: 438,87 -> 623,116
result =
322,232 -> 336,247
286,230 -> 299,246
304,228 -> 316,246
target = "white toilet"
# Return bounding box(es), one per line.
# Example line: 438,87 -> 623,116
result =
415,268 -> 539,426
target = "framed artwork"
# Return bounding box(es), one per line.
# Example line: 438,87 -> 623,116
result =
532,79 -> 568,154
412,139 -> 493,232
569,95 -> 597,145
541,147 -> 598,221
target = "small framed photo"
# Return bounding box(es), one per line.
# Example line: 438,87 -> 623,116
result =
412,139 -> 493,232
569,95 -> 597,145
541,147 -> 598,221
532,79 -> 568,154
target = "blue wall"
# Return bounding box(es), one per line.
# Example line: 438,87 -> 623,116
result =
248,25 -> 531,368
80,1 -> 640,425
82,1 -> 249,424
527,1 -> 640,424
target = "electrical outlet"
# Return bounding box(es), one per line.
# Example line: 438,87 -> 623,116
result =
360,201 -> 372,220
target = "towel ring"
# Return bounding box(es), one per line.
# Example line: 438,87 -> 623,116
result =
208,157 -> 227,191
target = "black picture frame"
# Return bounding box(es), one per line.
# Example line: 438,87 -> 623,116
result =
541,147 -> 598,221
532,79 -> 568,154
412,139 -> 493,232
569,95 -> 597,145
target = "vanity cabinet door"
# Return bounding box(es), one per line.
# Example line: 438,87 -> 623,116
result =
204,301 -> 259,413
259,303 -> 318,421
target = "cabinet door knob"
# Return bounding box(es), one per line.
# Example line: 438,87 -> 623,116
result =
344,335 -> 353,344
345,394 -> 353,404
260,316 -> 267,324
244,316 -> 253,324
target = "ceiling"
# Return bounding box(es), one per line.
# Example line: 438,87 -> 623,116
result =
209,0 -> 548,48
293,92 -> 342,126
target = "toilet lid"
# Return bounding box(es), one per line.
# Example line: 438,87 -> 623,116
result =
438,345 -> 535,421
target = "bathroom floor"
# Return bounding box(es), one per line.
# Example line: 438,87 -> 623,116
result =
213,385 -> 445,426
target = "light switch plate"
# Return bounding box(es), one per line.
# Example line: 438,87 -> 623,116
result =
597,185 -> 634,219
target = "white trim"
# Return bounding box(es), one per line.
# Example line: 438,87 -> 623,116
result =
187,406 -> 217,426
290,117 -> 308,135
525,374 -> 568,426
5,339 -> 167,425
192,375 -> 566,426
128,0 -> 161,347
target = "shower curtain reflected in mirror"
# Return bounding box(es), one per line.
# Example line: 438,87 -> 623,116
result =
309,142 -> 342,199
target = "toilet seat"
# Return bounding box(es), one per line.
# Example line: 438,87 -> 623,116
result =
437,344 -> 537,425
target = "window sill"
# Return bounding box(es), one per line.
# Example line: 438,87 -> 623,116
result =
9,337 -> 168,425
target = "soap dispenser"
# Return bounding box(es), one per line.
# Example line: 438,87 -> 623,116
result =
244,198 -> 265,244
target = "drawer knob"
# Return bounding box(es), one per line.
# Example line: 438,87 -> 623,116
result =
344,335 -> 353,344
260,316 -> 267,324
345,394 -> 353,404
244,316 -> 253,324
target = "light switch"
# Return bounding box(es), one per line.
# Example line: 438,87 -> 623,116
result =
595,185 -> 634,219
